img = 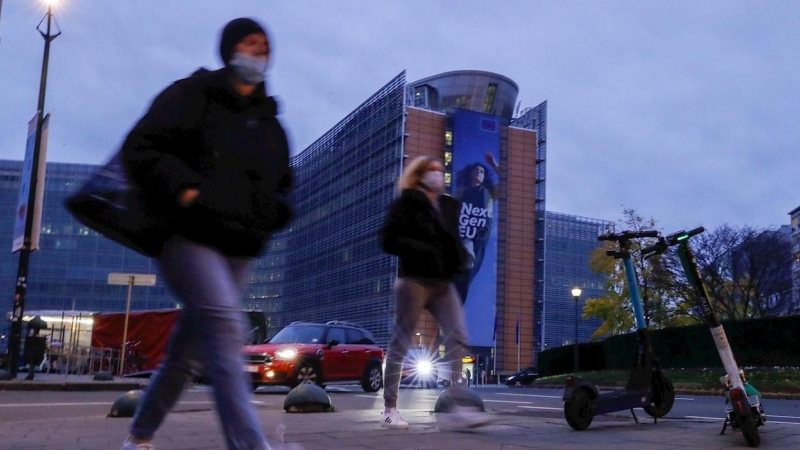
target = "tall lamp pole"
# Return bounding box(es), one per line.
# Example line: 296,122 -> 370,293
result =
571,287 -> 582,373
3,0 -> 61,380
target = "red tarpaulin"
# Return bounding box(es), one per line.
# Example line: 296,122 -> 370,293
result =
91,310 -> 179,374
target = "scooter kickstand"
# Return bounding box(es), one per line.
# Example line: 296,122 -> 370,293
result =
719,418 -> 729,435
630,408 -> 639,424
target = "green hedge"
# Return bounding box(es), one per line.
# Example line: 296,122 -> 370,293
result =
538,315 -> 800,376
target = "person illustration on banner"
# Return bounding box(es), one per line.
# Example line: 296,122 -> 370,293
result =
118,17 -> 297,450
379,156 -> 491,430
453,151 -> 500,304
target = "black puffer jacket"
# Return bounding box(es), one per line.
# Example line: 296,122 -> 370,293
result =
122,67 -> 293,256
380,189 -> 468,282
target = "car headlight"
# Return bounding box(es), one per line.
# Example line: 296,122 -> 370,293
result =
416,360 -> 433,376
274,348 -> 298,360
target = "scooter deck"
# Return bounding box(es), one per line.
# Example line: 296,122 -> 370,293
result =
594,389 -> 652,415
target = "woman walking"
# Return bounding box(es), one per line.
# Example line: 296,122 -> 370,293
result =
379,156 -> 489,429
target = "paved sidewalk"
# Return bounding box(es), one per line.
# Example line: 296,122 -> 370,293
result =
0,372 -> 147,391
1,401 -> 797,449
2,374 -> 798,449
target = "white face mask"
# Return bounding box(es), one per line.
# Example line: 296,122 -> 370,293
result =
421,170 -> 445,193
229,52 -> 268,85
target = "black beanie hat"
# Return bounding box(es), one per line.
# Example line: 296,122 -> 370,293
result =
219,17 -> 267,65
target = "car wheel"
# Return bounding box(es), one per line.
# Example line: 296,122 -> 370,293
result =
292,360 -> 322,387
361,362 -> 383,392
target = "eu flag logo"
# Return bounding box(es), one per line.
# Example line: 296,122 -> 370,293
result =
480,118 -> 498,133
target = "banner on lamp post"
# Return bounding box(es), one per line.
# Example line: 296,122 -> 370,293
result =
13,113 -> 50,253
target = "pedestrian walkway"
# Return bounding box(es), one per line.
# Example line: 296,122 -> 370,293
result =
1,400 -> 797,449
0,372 -> 146,391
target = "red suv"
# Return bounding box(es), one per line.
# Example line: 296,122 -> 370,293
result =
243,321 -> 385,392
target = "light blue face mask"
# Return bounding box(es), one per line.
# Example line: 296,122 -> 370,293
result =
229,52 -> 268,85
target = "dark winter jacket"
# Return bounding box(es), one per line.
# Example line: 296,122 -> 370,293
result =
121,67 -> 293,257
380,189 -> 468,282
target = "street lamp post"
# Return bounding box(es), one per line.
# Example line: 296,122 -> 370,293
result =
571,287 -> 582,373
3,0 -> 61,380
108,273 -> 156,376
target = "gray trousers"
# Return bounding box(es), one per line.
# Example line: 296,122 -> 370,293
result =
383,277 -> 470,408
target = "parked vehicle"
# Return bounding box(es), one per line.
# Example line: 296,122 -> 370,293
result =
243,321 -> 385,392
505,366 -> 539,386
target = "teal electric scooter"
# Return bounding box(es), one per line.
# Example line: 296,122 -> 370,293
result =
563,230 -> 675,430
642,227 -> 766,447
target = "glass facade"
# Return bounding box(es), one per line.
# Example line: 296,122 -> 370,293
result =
0,160 -> 177,353
407,70 -> 519,121
539,211 -> 613,355
252,72 -> 407,347
3,70 -> 553,357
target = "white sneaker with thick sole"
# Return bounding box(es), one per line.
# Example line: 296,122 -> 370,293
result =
380,408 -> 410,429
120,436 -> 154,450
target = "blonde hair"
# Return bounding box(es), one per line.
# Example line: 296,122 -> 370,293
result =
397,155 -> 441,193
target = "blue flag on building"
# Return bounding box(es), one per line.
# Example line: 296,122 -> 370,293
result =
492,314 -> 498,342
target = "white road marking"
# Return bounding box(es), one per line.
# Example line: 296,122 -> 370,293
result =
685,415 -> 723,421
518,405 -> 562,411
498,393 -> 560,399
483,399 -> 535,404
0,400 -> 267,408
684,415 -> 800,425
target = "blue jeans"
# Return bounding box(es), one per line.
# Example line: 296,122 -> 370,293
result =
130,236 -> 267,450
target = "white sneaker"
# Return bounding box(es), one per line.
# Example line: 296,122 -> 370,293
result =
438,406 -> 493,430
120,436 -> 154,450
380,408 -> 409,429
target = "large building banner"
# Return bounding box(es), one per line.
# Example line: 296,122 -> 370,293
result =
450,109 -> 499,348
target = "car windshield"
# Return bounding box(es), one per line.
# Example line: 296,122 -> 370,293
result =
269,325 -> 326,344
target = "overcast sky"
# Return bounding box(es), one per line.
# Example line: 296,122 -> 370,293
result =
1,0 -> 797,233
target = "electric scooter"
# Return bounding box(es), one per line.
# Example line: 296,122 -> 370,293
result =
563,230 -> 675,431
642,227 -> 766,447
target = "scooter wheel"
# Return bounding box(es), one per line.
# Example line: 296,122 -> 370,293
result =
644,374 -> 675,418
739,411 -> 761,447
564,387 -> 593,431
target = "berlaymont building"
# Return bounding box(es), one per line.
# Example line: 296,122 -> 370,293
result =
1,70 -> 614,375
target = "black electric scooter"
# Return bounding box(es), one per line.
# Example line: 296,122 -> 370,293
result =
642,227 -> 766,447
563,230 -> 675,431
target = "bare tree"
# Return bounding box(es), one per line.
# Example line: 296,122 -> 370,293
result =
651,225 -> 793,320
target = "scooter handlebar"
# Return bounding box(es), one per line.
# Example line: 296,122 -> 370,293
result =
598,229 -> 660,242
663,226 -> 706,245
687,226 -> 705,237
641,240 -> 668,258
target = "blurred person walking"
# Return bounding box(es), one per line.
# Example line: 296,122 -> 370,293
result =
118,17 -> 294,450
379,156 -> 489,430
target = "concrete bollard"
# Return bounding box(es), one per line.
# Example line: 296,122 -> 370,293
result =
283,383 -> 335,413
93,371 -> 114,381
108,389 -> 144,418
433,385 -> 485,413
